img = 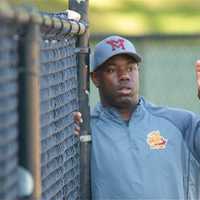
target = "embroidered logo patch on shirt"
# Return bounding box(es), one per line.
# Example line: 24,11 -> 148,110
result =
147,130 -> 167,150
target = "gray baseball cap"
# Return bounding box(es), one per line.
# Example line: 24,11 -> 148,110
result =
91,35 -> 142,72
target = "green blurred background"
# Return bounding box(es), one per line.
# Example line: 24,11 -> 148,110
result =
8,0 -> 200,113
7,0 -> 200,35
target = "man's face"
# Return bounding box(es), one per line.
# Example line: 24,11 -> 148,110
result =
92,54 -> 139,109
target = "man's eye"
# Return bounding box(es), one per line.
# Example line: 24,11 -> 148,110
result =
127,66 -> 133,72
127,64 -> 137,72
106,68 -> 115,73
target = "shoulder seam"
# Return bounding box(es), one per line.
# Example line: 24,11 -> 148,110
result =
144,103 -> 184,134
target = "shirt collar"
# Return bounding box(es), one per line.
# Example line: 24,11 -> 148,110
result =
92,97 -> 145,124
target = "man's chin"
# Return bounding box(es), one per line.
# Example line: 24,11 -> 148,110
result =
114,97 -> 136,109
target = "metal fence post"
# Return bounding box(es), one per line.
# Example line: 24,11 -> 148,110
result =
69,0 -> 91,199
18,23 -> 41,200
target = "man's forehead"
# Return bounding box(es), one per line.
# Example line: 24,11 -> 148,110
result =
93,54 -> 137,73
93,54 -> 138,73
105,54 -> 138,64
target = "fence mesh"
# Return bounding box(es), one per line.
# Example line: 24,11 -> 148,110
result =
0,12 -> 82,200
0,22 -> 19,200
40,36 -> 80,200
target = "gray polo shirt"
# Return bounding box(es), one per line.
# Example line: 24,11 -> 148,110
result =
91,97 -> 200,199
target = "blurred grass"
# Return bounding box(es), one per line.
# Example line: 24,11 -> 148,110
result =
7,0 -> 200,35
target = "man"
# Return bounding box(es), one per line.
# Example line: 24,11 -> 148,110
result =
74,35 -> 200,199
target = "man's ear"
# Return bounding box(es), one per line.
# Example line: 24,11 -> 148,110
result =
91,71 -> 100,88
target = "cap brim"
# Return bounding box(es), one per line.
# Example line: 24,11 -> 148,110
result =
95,52 -> 142,71
125,52 -> 142,63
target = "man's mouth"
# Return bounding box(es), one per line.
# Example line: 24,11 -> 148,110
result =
117,87 -> 132,95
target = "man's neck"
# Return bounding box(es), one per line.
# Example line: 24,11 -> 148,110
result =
101,96 -> 140,120
117,97 -> 140,120
117,105 -> 136,121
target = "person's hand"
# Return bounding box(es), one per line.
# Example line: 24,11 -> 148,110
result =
195,60 -> 200,99
73,112 -> 83,136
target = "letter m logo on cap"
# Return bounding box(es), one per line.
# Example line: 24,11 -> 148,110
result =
106,39 -> 125,51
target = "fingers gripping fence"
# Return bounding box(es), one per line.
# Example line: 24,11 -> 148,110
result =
0,1 -> 90,200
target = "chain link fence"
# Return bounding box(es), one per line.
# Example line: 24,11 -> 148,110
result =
0,1 -> 90,199
0,22 -> 19,200
2,2 -> 199,200
40,37 -> 80,200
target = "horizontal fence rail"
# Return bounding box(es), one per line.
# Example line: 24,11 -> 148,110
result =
0,2 -> 86,38
0,2 -> 89,200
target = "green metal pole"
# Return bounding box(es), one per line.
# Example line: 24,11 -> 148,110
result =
18,23 -> 41,200
69,0 -> 91,199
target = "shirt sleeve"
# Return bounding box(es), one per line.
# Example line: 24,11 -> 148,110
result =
183,111 -> 200,163
148,102 -> 200,163
161,108 -> 200,163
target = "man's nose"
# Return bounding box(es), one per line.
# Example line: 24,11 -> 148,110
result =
118,70 -> 130,80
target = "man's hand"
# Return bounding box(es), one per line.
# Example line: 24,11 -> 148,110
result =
195,60 -> 200,99
73,112 -> 83,136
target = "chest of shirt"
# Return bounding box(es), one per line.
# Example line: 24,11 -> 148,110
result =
91,114 -> 188,169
